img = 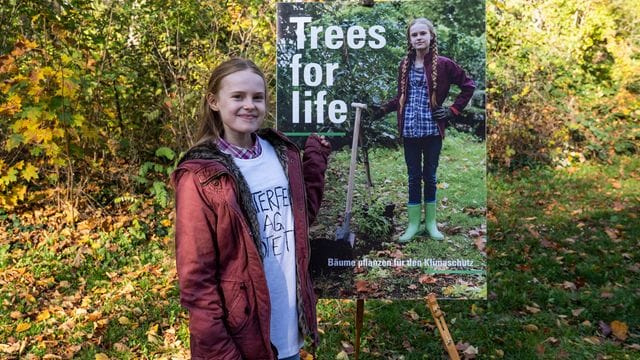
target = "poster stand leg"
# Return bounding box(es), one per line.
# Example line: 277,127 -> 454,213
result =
426,293 -> 460,360
354,298 -> 365,360
353,294 -> 460,360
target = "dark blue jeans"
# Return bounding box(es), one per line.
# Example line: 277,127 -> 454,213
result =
403,136 -> 442,205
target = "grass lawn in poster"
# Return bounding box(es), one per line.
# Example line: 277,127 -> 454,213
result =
276,0 -> 486,300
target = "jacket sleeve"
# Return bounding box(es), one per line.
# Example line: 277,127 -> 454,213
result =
302,135 -> 331,225
445,58 -> 476,114
173,169 -> 243,360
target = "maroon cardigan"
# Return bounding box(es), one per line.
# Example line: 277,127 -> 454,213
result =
381,50 -> 476,138
171,129 -> 330,359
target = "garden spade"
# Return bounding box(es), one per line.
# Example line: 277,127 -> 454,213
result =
335,103 -> 367,247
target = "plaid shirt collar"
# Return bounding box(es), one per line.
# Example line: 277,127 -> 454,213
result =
217,133 -> 262,159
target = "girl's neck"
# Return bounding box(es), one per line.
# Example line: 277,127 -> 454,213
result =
224,132 -> 255,149
415,48 -> 428,62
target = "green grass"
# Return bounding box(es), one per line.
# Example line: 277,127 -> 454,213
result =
1,148 -> 639,358
312,130 -> 486,299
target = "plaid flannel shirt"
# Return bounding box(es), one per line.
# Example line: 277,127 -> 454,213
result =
402,66 -> 439,138
217,133 -> 262,159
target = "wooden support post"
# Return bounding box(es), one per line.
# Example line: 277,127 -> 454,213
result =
354,295 -> 459,359
426,293 -> 460,360
354,298 -> 365,360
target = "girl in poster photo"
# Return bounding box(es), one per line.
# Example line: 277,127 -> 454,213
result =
373,18 -> 475,242
172,58 -> 330,359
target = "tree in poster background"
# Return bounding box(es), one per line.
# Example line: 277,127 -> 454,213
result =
276,1 -> 485,149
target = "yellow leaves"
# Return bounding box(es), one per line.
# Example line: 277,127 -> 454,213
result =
36,309 -> 51,323
21,163 -> 38,181
120,283 -> 136,295
0,157 -> 37,207
72,114 -> 85,127
0,165 -> 19,186
0,54 -> 17,74
95,353 -> 110,360
56,77 -> 79,98
610,320 -> 628,341
0,93 -> 23,116
15,322 -> 31,333
15,37 -> 37,52
147,323 -> 160,343
87,311 -> 102,322
5,131 -> 25,152
300,349 -> 314,360
0,183 -> 27,209
41,66 -> 55,78
335,350 -> 349,360
103,107 -> 117,119
60,53 -> 73,65
0,37 -> 37,75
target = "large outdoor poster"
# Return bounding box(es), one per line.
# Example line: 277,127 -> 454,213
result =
277,1 -> 487,300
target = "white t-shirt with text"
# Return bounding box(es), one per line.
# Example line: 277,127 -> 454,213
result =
233,136 -> 303,358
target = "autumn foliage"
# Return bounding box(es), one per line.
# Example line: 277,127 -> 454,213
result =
1,0 -> 639,358
1,0 -> 275,211
487,0 -> 639,169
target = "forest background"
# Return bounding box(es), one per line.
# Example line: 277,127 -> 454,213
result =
0,0 -> 638,359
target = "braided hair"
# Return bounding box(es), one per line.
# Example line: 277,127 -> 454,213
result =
404,18 -> 439,108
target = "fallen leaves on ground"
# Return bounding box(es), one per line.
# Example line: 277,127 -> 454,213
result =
610,320 -> 629,341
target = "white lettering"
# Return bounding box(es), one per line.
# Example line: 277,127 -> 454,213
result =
290,16 -> 312,49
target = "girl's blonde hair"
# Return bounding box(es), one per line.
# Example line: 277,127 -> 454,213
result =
403,18 -> 439,107
195,58 -> 267,144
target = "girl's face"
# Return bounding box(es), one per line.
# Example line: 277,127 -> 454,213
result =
409,23 -> 432,51
209,69 -> 266,146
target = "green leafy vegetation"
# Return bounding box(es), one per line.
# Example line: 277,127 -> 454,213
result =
487,0 -> 639,169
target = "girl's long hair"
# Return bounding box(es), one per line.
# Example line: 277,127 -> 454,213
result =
402,18 -> 439,107
195,58 -> 267,145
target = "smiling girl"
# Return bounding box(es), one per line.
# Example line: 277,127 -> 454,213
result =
172,58 -> 331,360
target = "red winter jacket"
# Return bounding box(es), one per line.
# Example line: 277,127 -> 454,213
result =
381,50 -> 476,139
171,129 -> 330,359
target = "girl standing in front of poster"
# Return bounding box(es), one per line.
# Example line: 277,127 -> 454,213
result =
172,58 -> 331,359
373,18 -> 475,242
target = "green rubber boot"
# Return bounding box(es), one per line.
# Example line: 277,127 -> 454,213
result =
425,202 -> 444,240
399,204 -> 422,243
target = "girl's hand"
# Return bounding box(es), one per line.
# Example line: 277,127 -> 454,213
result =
316,134 -> 330,148
432,106 -> 454,122
306,133 -> 331,151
